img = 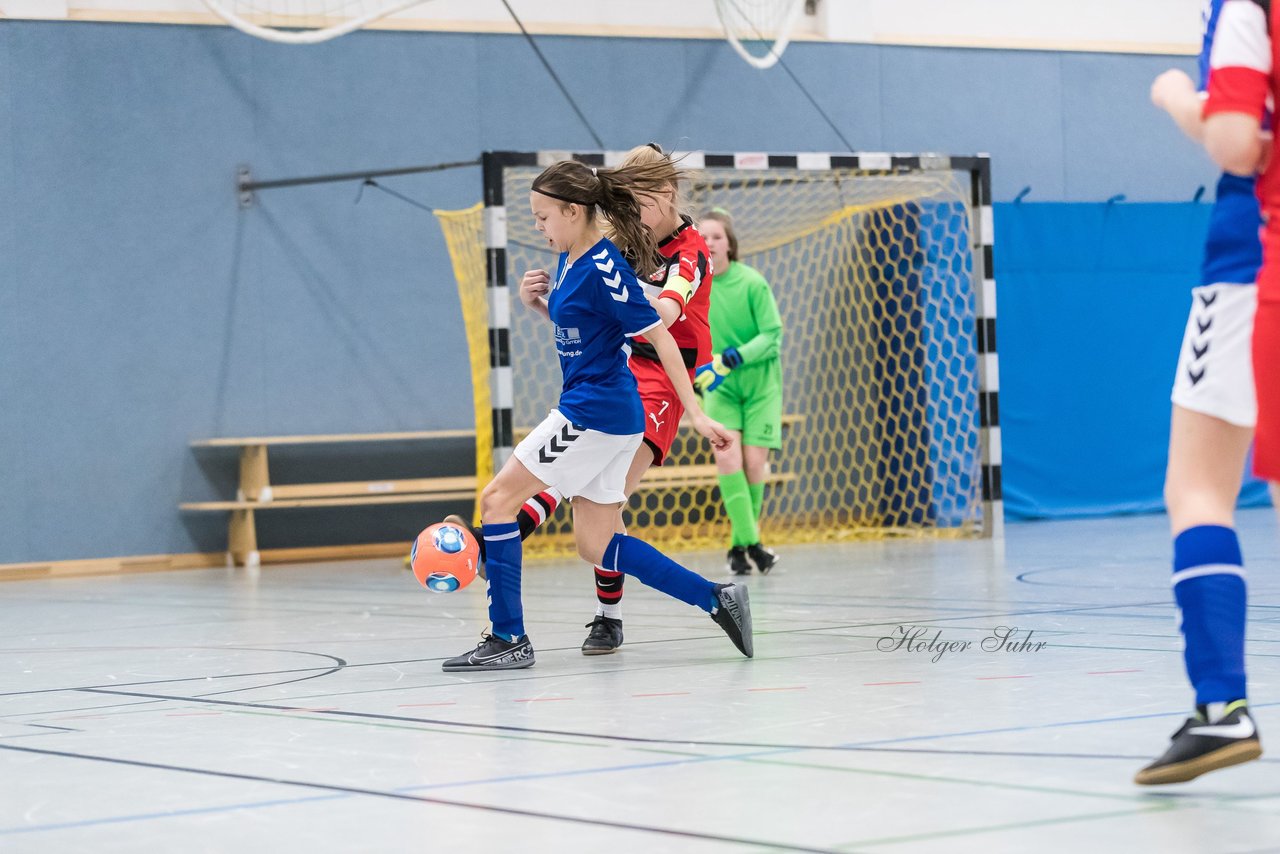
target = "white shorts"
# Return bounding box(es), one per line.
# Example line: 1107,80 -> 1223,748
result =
513,410 -> 642,505
1170,283 -> 1257,428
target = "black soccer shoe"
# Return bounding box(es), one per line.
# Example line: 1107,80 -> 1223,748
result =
443,513 -> 486,580
727,545 -> 752,575
710,583 -> 754,658
581,616 -> 624,655
442,633 -> 535,672
1135,704 -> 1262,785
746,543 -> 778,575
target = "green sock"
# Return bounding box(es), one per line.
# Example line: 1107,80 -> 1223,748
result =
719,471 -> 759,547
749,481 -> 764,521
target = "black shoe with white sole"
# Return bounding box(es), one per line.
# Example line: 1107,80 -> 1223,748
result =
1135,702 -> 1262,785
442,633 -> 535,672
581,615 -> 624,655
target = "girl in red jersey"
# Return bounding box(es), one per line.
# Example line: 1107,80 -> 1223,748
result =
578,142 -> 717,654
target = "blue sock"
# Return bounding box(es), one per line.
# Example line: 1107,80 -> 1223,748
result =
602,533 -> 719,612
1172,525 -> 1248,706
482,522 -> 524,641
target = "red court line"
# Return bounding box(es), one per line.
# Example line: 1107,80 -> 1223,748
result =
397,702 -> 458,708
1087,669 -> 1142,675
632,692 -> 691,698
976,675 -> 1033,681
747,686 -> 807,693
301,707 -> 339,712
863,681 -> 922,686
514,697 -> 574,703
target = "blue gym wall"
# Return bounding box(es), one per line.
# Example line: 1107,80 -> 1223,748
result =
0,22 -> 1242,562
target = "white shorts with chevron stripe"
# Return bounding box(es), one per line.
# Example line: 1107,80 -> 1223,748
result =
513,409 -> 642,504
1171,283 -> 1257,428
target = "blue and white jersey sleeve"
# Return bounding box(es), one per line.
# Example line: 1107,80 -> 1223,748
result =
1198,0 -> 1264,287
586,244 -> 662,338
1201,0 -> 1226,91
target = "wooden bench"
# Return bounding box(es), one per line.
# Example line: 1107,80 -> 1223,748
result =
181,431 -> 476,567
638,464 -> 797,489
184,417 -> 805,567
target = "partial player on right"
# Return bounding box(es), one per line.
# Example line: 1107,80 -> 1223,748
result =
695,209 -> 784,576
1134,0 -> 1266,785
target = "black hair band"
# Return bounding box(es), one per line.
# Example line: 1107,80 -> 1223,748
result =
532,186 -> 593,206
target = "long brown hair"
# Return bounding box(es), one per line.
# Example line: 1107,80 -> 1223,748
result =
530,157 -> 680,279
699,208 -> 740,263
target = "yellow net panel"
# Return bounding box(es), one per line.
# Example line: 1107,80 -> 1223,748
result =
436,166 -> 983,557
434,203 -> 492,523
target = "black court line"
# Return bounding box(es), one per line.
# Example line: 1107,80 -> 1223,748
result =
74,687 -> 1280,765
193,652 -> 345,698
0,647 -> 349,701
0,742 -> 853,854
0,599 -> 1188,715
0,598 -> 1234,714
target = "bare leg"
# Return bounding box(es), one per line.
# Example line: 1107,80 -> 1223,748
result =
712,430 -> 745,475
1165,405 -> 1253,535
743,444 -> 770,485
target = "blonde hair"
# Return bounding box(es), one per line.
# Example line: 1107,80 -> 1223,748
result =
599,143 -> 690,263
618,143 -> 690,213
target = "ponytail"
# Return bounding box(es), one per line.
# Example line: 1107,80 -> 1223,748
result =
530,156 -> 684,279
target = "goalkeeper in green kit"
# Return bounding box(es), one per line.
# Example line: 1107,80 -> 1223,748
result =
694,209 -> 784,575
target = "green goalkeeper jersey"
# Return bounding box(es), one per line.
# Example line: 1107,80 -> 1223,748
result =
708,261 -> 783,374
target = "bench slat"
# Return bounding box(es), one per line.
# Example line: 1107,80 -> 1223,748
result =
641,464 -> 796,485
191,430 -> 475,448
193,416 -> 804,450
182,472 -> 795,513
181,491 -> 477,512
270,476 -> 478,501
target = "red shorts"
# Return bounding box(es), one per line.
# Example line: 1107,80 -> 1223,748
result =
629,356 -> 688,466
1254,256 -> 1280,480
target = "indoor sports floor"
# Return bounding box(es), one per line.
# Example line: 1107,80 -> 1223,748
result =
3,509 -> 1279,853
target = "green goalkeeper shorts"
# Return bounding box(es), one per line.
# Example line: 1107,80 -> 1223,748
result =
703,360 -> 783,450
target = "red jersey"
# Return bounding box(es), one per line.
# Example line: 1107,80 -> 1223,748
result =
629,216 -> 714,370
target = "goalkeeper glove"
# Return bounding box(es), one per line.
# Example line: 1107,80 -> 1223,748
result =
694,353 -> 733,395
721,347 -> 743,369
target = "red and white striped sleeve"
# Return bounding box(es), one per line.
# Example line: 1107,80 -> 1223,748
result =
1205,0 -> 1273,120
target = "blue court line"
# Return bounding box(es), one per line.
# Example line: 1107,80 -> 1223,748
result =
836,700 -> 1280,749
0,722 -> 1164,840
0,793 -> 347,836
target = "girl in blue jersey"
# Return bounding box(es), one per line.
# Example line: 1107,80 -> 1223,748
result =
442,159 -> 753,672
1136,0 -> 1265,784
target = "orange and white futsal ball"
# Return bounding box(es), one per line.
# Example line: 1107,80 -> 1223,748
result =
410,522 -> 480,592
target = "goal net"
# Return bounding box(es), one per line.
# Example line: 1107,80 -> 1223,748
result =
435,151 -> 1000,558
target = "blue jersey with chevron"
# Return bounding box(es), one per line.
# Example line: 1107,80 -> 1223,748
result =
1200,0 -> 1263,286
547,238 -> 662,435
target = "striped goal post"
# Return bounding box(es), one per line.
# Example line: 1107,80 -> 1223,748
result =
455,149 -> 1002,547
